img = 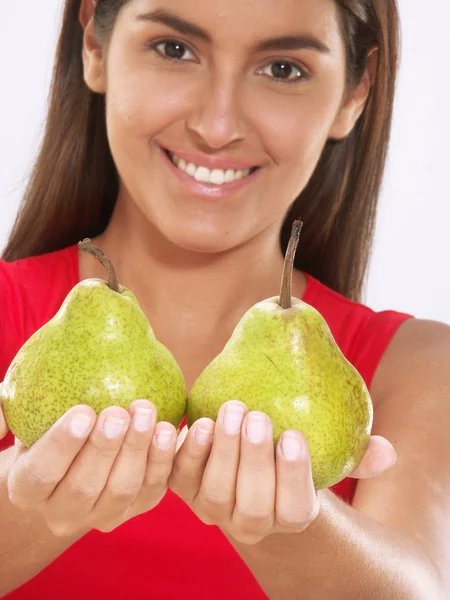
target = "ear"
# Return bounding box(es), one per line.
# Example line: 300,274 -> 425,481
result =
329,48 -> 378,140
79,0 -> 106,94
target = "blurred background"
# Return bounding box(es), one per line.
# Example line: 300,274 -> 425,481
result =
1,1 -> 449,323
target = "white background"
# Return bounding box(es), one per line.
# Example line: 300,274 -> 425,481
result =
1,1 -> 449,323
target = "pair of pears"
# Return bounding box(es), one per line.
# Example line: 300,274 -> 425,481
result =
2,223 -> 372,490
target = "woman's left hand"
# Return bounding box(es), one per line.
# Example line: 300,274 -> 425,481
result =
169,401 -> 397,545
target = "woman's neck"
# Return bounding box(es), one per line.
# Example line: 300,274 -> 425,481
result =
77,202 -> 307,389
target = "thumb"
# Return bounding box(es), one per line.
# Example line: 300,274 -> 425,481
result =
349,435 -> 397,479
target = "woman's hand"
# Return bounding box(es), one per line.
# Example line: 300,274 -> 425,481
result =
1,390 -> 177,537
170,400 -> 397,545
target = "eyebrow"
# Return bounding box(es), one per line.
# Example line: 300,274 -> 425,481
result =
136,9 -> 331,55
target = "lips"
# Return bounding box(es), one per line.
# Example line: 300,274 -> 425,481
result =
162,147 -> 260,173
159,143 -> 263,198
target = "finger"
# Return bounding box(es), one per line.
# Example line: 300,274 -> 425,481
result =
169,417 -> 215,505
0,383 -> 8,439
45,406 -> 131,530
275,430 -> 319,532
130,421 -> 178,516
349,435 -> 397,479
7,406 -> 96,510
231,412 -> 275,542
91,401 -> 156,523
196,401 -> 247,523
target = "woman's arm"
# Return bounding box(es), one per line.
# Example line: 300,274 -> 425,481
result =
0,446 -> 83,597
230,489 -> 440,599
228,318 -> 450,599
0,398 -> 178,597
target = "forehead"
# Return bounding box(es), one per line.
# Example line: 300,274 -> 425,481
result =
122,0 -> 344,52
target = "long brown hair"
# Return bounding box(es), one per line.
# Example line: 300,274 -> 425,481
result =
1,0 -> 399,302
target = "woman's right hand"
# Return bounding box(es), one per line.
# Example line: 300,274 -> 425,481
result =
0,388 -> 178,538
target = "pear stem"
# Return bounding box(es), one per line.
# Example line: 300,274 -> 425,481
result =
78,238 -> 120,293
279,220 -> 303,310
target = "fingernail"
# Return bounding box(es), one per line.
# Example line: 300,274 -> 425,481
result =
384,448 -> 397,469
103,416 -> 127,439
155,427 -> 174,450
246,413 -> 267,444
223,403 -> 245,435
70,413 -> 93,437
194,420 -> 214,444
281,432 -> 302,460
132,407 -> 153,432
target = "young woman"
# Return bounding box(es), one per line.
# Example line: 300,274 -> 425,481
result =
0,0 -> 448,598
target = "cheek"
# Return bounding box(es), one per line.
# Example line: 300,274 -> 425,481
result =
253,93 -> 339,194
104,60 -> 195,151
106,84 -> 167,146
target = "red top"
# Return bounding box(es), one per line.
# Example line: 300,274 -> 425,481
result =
0,245 -> 413,599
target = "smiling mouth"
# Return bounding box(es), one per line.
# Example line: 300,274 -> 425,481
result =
163,149 -> 260,186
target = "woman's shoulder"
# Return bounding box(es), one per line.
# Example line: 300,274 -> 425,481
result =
301,272 -> 414,391
0,245 -> 79,319
0,244 -> 79,379
0,244 -> 78,279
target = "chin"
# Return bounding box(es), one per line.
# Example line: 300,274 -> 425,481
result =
172,233 -> 235,255
161,220 -> 241,255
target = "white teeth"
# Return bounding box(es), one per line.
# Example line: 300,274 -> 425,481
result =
210,169 -> 225,185
168,151 -> 252,185
224,169 -> 236,183
194,166 -> 211,183
186,163 -> 196,177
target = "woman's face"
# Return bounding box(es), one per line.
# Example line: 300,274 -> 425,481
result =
89,0 -> 363,253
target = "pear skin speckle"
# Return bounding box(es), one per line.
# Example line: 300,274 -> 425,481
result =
3,279 -> 187,447
187,297 -> 373,490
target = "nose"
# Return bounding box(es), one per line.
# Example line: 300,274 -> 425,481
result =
185,72 -> 246,150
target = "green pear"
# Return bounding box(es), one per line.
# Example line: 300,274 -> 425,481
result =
187,221 -> 373,490
2,239 -> 187,447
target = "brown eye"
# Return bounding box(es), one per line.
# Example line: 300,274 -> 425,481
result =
272,63 -> 296,79
151,39 -> 196,62
257,61 -> 309,84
